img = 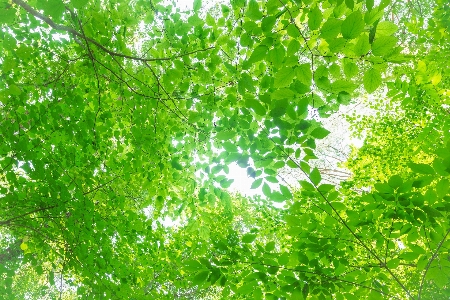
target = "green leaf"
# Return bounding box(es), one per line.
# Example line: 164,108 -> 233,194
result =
375,182 -> 393,194
265,176 -> 278,183
310,127 -> 330,139
354,34 -> 371,56
171,159 -> 183,170
371,36 -> 398,56
308,6 -> 322,30
299,180 -> 315,191
376,21 -> 398,37
265,241 -> 276,252
366,0 -> 374,10
280,184 -> 293,199
344,61 -> 358,78
436,179 -> 449,198
193,0 -> 202,12
268,47 -> 285,67
261,16 -> 277,33
408,163 -> 435,175
251,178 -> 263,189
70,0 -> 89,9
286,24 -> 300,38
193,270 -> 210,285
245,97 -> 266,116
44,0 -> 65,20
242,233 -> 257,243
295,64 -> 312,86
246,0 -> 263,20
386,258 -> 400,269
310,168 -> 321,185
274,67 -> 295,88
220,179 -> 234,188
331,202 -> 346,210
248,45 -> 269,64
321,18 -> 342,40
388,175 -> 403,189
216,131 -> 236,140
262,182 -> 271,197
341,11 -> 365,39
363,68 -> 382,93
287,40 -> 300,56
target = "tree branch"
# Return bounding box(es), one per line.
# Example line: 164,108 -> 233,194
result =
12,0 -> 214,63
418,228 -> 450,300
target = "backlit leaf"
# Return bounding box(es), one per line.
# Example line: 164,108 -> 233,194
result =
341,11 -> 365,39
308,6 -> 322,30
363,68 -> 381,93
274,67 -> 295,88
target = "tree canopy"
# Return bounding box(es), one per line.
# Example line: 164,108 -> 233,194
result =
1,0 -> 449,298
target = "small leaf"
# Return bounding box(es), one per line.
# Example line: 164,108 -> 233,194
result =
287,40 -> 300,56
363,68 -> 382,93
171,159 -> 183,170
295,64 -> 312,86
274,67 -> 295,88
216,131 -> 236,140
310,127 -> 330,139
386,258 -> 400,269
341,11 -> 365,39
242,233 -> 257,243
251,178 -> 263,189
280,184 -> 293,199
345,0 -> 354,9
408,163 -> 435,175
371,36 -> 398,56
245,98 -> 266,116
220,179 -> 234,188
321,18 -> 342,39
308,6 -> 322,30
375,182 -> 393,194
71,0 -> 89,9
354,34 -> 371,56
299,180 -> 315,191
331,202 -> 346,210
246,0 -> 262,20
193,270 -> 210,285
193,0 -> 202,11
388,175 -> 403,189
376,21 -> 398,37
310,168 -> 321,185
248,45 -> 268,64
344,61 -> 358,78
262,183 -> 271,197
20,243 -> 28,251
436,179 -> 449,198
261,16 -> 276,32
265,176 -> 278,183
265,241 -> 276,252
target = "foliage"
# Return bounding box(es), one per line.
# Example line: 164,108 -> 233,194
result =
0,0 -> 449,299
